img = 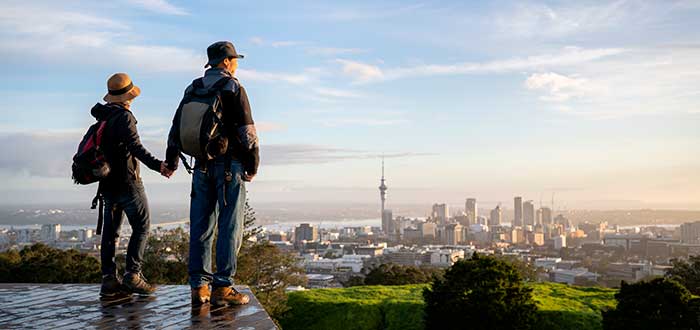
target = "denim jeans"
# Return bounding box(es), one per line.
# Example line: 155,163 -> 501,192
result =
100,181 -> 151,276
188,159 -> 246,288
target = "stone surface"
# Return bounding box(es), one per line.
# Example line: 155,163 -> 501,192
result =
0,283 -> 277,329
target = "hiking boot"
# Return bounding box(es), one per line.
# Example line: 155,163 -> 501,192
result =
191,285 -> 211,305
211,286 -> 250,306
123,272 -> 156,295
100,274 -> 130,299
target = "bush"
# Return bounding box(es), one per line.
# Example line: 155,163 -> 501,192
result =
362,263 -> 443,286
0,243 -> 101,283
423,253 -> 538,330
667,256 -> 700,295
602,278 -> 699,330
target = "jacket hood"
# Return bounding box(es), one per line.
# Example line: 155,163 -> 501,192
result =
91,103 -> 125,121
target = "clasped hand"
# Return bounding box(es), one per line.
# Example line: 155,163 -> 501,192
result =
160,162 -> 174,178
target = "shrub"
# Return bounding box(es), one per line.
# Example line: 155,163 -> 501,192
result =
423,253 -> 538,330
602,278 -> 699,330
667,256 -> 700,295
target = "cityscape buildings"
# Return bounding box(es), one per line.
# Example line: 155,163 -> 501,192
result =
514,196 -> 523,227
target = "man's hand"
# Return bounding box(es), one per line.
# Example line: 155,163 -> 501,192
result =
241,172 -> 255,182
160,162 -> 174,178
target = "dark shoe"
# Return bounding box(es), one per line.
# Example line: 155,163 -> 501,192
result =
192,285 -> 211,305
211,286 -> 250,306
123,272 -> 156,295
100,274 -> 130,300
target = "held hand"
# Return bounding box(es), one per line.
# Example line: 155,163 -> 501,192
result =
241,172 -> 255,182
160,162 -> 174,178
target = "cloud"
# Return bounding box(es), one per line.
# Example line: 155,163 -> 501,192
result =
315,118 -> 409,127
494,1 -> 639,39
524,72 -> 598,102
248,37 -> 306,48
237,68 -> 316,85
335,59 -> 385,83
126,0 -> 189,15
335,47 -> 624,84
306,47 -> 367,56
0,132 -> 428,178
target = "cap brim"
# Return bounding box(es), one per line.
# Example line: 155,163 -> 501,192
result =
205,54 -> 245,67
104,85 -> 140,103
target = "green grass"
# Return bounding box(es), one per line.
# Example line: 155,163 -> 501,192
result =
279,282 -> 617,330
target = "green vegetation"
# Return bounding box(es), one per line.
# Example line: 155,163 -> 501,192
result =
423,254 -> 538,330
603,278 -> 700,330
280,282 -> 617,330
355,263 -> 443,286
667,256 -> 700,295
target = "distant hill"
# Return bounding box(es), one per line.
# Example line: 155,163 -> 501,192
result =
280,282 -> 617,330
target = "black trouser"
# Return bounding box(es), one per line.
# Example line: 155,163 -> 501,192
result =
100,182 -> 150,276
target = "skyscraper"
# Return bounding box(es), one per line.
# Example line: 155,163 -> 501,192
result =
514,196 -> 523,227
489,205 -> 502,226
540,207 -> 552,225
465,198 -> 477,225
523,200 -> 535,227
432,203 -> 449,225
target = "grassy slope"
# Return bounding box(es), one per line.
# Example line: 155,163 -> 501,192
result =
279,282 -> 616,330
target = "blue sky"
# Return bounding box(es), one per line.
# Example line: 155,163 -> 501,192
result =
0,0 -> 699,209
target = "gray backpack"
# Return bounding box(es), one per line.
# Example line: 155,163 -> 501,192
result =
177,77 -> 232,161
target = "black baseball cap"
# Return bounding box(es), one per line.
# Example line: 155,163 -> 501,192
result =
205,41 -> 244,68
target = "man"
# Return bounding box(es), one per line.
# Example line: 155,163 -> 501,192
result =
94,73 -> 170,298
165,41 -> 260,306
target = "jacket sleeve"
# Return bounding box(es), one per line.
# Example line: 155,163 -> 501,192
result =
222,84 -> 259,175
118,112 -> 162,172
165,101 -> 183,171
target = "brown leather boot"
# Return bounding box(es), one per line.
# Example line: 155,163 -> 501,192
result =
191,285 -> 211,305
211,286 -> 250,306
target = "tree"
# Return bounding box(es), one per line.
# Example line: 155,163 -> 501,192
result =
0,244 -> 100,283
235,242 -> 306,318
667,256 -> 700,295
235,196 -> 306,319
494,254 -> 541,282
363,263 -> 443,286
423,253 -> 538,330
602,278 -> 700,330
139,227 -> 190,284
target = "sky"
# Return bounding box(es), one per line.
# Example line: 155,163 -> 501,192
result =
0,0 -> 699,210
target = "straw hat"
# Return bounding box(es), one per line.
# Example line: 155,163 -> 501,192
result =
103,73 -> 141,103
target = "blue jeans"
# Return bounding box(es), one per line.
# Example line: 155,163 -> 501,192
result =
188,159 -> 246,288
100,182 -> 150,276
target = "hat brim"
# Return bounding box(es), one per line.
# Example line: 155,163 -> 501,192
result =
104,85 -> 141,103
204,54 -> 245,68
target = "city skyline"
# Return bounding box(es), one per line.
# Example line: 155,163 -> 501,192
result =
0,0 -> 698,209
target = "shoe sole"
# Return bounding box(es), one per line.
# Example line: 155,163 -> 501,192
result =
211,298 -> 250,306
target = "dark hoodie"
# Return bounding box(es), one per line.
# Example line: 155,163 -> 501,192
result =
91,103 -> 162,193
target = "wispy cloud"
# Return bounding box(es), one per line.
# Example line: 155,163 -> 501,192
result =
306,47 -> 367,56
126,0 -> 188,16
336,47 -> 624,83
249,37 -> 306,48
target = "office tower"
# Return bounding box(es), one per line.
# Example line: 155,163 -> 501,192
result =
432,203 -> 449,225
489,205 -> 502,226
535,208 -> 543,225
465,198 -> 477,225
681,221 -> 700,244
421,222 -> 437,240
295,223 -> 318,242
541,207 -> 552,225
523,200 -> 535,227
40,224 -> 60,242
382,209 -> 394,234
443,223 -> 463,245
514,196 -> 523,227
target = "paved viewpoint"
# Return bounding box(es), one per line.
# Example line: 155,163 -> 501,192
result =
0,284 -> 277,329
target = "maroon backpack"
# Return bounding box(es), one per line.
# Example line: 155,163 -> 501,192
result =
72,112 -> 118,235
72,120 -> 111,185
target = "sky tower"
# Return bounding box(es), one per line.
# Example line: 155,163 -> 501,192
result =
379,157 -> 387,213
379,157 -> 392,234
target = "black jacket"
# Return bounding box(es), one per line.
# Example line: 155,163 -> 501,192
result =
91,103 -> 162,193
165,69 -> 259,175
